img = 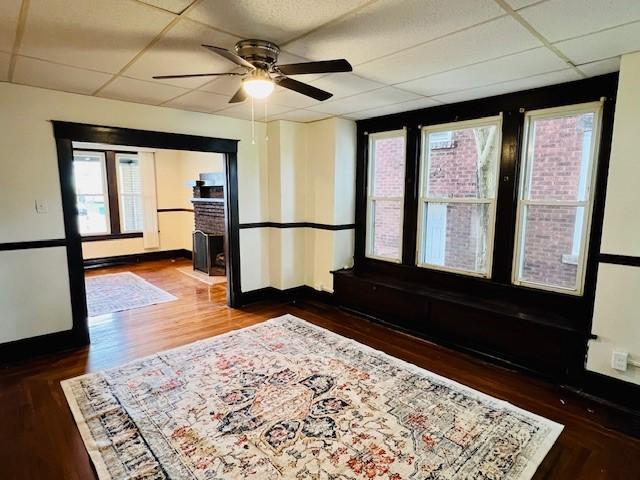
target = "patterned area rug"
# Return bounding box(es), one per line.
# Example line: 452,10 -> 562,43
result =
62,315 -> 562,479
85,272 -> 177,317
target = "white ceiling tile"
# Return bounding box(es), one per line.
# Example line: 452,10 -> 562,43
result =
504,0 -> 545,9
554,21 -> 640,65
519,0 -> 640,42
187,0 -> 369,44
577,57 -> 620,77
0,0 -> 21,52
20,0 -> 175,73
137,0 -> 194,14
124,18 -> 241,89
285,0 -> 504,66
200,74 -> 245,96
398,47 -> 568,96
269,86 -> 320,109
310,74 -> 384,99
97,76 -> 189,105
432,69 -> 581,104
354,16 -> 541,84
345,97 -> 441,120
163,90 -> 231,112
12,56 -> 113,94
215,100 -> 291,121
308,87 -> 421,115
269,109 -> 332,123
0,52 -> 11,81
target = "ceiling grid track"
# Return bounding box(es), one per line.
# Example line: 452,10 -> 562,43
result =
8,0 -> 30,82
493,0 -> 587,79
92,0 -> 206,96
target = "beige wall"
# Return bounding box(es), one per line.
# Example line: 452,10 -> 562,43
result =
265,118 -> 357,292
82,148 -> 224,259
0,82 -> 269,343
587,52 -> 640,385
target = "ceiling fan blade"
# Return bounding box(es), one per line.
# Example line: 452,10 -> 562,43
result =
275,76 -> 333,101
152,72 -> 243,80
229,86 -> 247,104
202,44 -> 255,70
276,59 -> 352,76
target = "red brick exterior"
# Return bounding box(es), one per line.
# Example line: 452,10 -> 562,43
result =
370,114 -> 593,288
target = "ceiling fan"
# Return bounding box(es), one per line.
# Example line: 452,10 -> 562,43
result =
153,39 -> 352,103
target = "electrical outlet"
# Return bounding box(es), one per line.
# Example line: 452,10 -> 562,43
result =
35,199 -> 48,214
611,350 -> 628,371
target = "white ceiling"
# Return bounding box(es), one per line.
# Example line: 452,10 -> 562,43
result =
1,0 -> 638,123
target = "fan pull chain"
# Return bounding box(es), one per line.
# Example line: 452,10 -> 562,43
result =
251,97 -> 255,145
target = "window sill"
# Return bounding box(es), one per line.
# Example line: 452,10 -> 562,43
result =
562,254 -> 579,265
81,232 -> 143,242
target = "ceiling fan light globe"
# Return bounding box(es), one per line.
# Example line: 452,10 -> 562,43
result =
243,79 -> 274,99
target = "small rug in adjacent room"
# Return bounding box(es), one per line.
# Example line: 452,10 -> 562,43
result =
176,266 -> 226,286
85,272 -> 177,317
62,315 -> 562,480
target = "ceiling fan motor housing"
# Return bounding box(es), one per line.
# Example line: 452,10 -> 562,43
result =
234,39 -> 280,70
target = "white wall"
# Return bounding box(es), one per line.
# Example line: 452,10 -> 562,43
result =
587,52 -> 640,385
264,118 -> 357,292
0,82 -> 269,343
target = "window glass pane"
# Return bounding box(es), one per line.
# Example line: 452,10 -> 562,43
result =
371,199 -> 403,260
77,194 -> 108,235
372,136 -> 405,197
73,154 -> 105,195
519,205 -> 583,289
527,112 -> 594,201
118,157 -> 144,232
73,152 -> 108,235
420,202 -> 490,274
426,125 -> 500,199
367,131 -> 406,261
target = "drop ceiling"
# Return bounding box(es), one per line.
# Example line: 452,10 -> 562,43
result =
1,0 -> 638,123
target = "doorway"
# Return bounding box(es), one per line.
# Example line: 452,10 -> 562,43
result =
52,122 -> 242,347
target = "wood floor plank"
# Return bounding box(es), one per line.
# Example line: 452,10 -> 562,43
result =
1,259 -> 638,479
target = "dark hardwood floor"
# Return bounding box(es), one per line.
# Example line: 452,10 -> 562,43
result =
1,259 -> 639,479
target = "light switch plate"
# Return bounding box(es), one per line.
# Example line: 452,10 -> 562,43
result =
35,199 -> 48,214
611,350 -> 628,371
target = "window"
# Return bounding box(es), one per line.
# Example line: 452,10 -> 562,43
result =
513,102 -> 602,294
365,129 -> 406,262
73,151 -> 110,235
116,154 -> 144,232
416,116 -> 502,277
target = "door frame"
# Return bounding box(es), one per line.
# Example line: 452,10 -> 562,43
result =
52,121 -> 242,348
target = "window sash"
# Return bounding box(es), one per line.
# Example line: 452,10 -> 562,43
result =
365,129 -> 406,263
73,151 -> 110,236
416,115 -> 502,278
116,154 -> 143,233
512,101 -> 603,295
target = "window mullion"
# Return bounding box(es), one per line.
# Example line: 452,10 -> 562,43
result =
105,150 -> 121,235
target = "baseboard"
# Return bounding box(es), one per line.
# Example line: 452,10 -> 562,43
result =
0,329 -> 86,365
83,249 -> 192,269
237,285 -> 334,306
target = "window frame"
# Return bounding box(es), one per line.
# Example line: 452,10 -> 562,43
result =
73,150 -> 111,237
416,115 -> 503,278
365,128 -> 407,263
512,101 -> 604,296
115,153 -> 144,234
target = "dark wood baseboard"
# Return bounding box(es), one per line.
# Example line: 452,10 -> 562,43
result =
238,285 -> 334,306
83,249 -> 192,269
0,329 -> 85,365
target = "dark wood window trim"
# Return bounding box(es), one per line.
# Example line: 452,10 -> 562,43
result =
351,73 -> 619,334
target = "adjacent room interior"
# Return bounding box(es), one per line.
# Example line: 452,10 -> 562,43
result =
1,1 -> 639,479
